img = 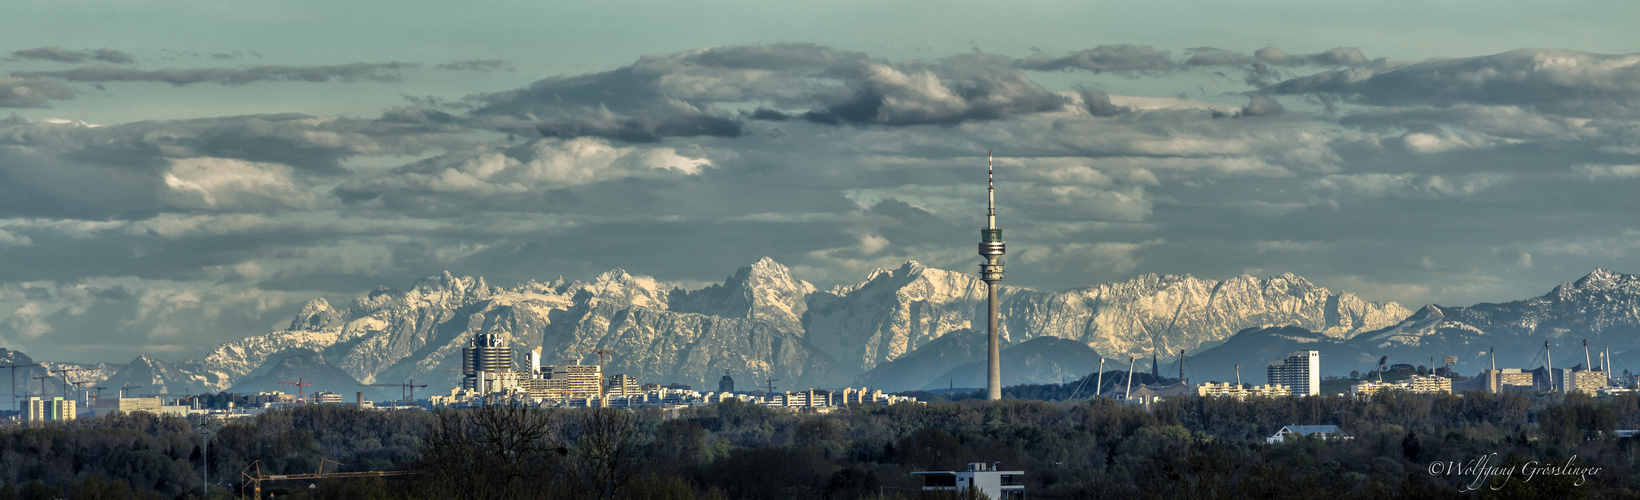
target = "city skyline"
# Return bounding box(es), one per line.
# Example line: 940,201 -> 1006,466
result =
2,1 -> 1638,364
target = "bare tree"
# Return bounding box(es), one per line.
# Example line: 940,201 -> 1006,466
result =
416,406 -> 568,500
563,408 -> 649,500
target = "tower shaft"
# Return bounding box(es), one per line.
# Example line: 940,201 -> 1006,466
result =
978,151 -> 1006,401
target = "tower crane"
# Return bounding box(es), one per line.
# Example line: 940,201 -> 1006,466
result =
240,458 -> 413,500
119,384 -> 144,398
278,377 -> 314,404
2,362 -> 40,409
50,366 -> 82,399
361,379 -> 428,404
571,349 -> 616,398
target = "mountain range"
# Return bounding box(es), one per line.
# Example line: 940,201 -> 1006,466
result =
13,259 -> 1638,399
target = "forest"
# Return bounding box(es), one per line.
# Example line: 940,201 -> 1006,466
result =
0,387 -> 1636,499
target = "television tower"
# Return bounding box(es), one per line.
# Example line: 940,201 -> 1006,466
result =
978,151 -> 1007,401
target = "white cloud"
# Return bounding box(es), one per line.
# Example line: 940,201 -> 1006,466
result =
0,229 -> 32,247
162,157 -> 317,210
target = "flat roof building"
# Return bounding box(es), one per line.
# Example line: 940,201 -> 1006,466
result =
912,463 -> 1024,500
1267,351 -> 1320,396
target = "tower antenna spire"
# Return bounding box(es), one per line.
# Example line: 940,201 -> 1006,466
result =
978,151 -> 1007,401
987,151 -> 997,226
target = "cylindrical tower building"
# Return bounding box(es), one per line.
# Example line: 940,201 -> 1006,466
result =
978,151 -> 1006,401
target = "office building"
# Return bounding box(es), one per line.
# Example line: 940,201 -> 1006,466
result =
1267,350 -> 1320,396
718,373 -> 734,393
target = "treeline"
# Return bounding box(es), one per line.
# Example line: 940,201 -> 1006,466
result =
2,391 -> 1638,499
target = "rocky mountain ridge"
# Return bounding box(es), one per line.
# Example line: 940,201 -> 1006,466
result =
48,258 -> 1413,395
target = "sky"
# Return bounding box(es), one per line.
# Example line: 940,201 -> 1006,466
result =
2,0 -> 1638,364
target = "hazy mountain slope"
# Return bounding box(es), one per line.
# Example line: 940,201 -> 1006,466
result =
925,336 -> 1108,392
852,329 -> 999,392
37,258 -> 1415,394
227,349 -> 378,400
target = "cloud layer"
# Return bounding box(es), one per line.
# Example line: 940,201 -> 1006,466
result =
3,43 -> 1639,365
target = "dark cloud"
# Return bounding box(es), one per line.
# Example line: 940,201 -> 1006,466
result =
437,59 -> 515,72
1014,44 -> 1175,73
1077,89 -> 1128,117
1184,47 -> 1254,67
0,113 -> 468,219
91,49 -> 134,64
468,44 -> 1069,139
1270,49 -> 1640,118
0,76 -> 74,107
0,113 -> 463,174
12,46 -> 134,64
17,62 -> 418,86
1255,47 -> 1371,67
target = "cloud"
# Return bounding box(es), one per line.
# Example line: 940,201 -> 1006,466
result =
1075,89 -> 1128,117
335,137 -> 713,208
1,302 -> 51,339
1572,164 -> 1640,179
0,76 -> 74,107
797,63 -> 1066,126
1255,47 -> 1372,67
468,44 -> 1073,139
17,62 -> 418,86
1310,172 -> 1512,199
0,229 -> 32,247
0,114 -> 465,219
1184,47 -> 1254,67
12,46 -> 134,64
1240,93 -> 1286,116
1269,48 -> 1640,118
1014,44 -> 1175,73
437,59 -> 515,72
160,158 -> 318,211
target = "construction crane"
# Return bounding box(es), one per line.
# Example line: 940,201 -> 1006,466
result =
90,387 -> 108,407
764,378 -> 780,394
570,348 -> 617,398
31,375 -> 52,397
119,384 -> 144,399
71,380 -> 95,406
278,377 -> 314,404
2,362 -> 41,410
361,379 -> 428,404
571,348 -> 616,394
49,367 -> 81,399
240,458 -> 413,500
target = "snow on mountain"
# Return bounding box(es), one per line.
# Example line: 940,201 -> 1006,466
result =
805,263 -> 1409,373
1184,268 -> 1640,383
1345,268 -> 1640,374
37,258 -> 1413,394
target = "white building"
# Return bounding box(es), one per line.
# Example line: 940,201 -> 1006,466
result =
912,463 -> 1025,500
21,397 -> 77,422
1267,425 -> 1349,444
1196,382 -> 1292,400
1267,350 -> 1320,396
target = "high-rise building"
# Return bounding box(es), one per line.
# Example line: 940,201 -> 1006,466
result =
1266,350 -> 1320,396
462,333 -> 514,391
609,374 -> 639,397
977,151 -> 1007,401
20,397 -> 75,422
718,372 -> 734,393
542,364 -> 602,396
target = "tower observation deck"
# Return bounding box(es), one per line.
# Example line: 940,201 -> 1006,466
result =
979,151 -> 1006,401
